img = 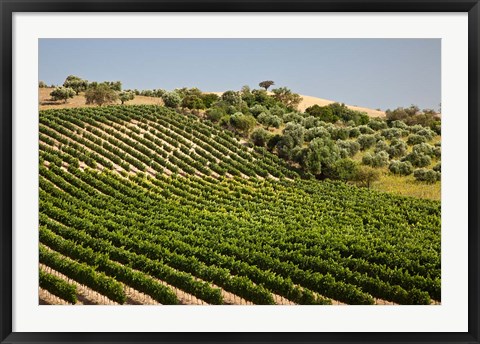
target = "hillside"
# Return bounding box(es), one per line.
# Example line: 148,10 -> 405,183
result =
39,87 -> 385,117
39,105 -> 441,306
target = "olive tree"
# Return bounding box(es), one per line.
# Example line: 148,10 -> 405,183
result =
229,113 -> 256,136
63,75 -> 89,95
162,91 -> 182,108
85,83 -> 118,106
389,160 -> 414,176
119,91 -> 135,105
50,87 -> 76,103
250,128 -> 272,147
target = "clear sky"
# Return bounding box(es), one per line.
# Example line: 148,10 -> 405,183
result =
39,39 -> 440,111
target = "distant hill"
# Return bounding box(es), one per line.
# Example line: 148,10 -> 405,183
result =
39,87 -> 385,117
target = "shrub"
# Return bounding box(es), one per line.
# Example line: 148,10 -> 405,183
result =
390,120 -> 409,130
358,134 -> 376,150
206,108 -> 226,122
251,128 -> 272,147
358,125 -> 375,135
229,113 -> 257,136
381,128 -> 407,140
305,127 -> 331,142
257,112 -> 283,129
407,134 -> 427,145
433,162 -> 441,172
329,127 -> 350,140
404,151 -> 431,168
270,105 -> 286,117
387,139 -> 408,158
368,119 -> 388,131
413,168 -> 441,183
283,112 -> 305,125
348,127 -> 361,138
412,143 -> 435,157
303,116 -> 320,129
327,158 -> 359,181
162,91 -> 182,108
337,140 -> 361,157
362,151 -> 389,168
416,128 -> 435,140
50,87 -> 76,103
408,124 -> 425,134
249,104 -> 268,117
374,140 -> 389,154
389,160 -> 413,175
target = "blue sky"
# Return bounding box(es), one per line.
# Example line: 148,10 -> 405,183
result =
39,39 -> 440,111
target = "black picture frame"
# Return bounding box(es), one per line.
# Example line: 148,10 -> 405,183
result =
1,1 -> 479,343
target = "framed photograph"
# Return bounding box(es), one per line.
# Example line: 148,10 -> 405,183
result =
1,0 -> 479,343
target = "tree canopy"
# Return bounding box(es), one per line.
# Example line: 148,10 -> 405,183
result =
258,80 -> 275,91
85,83 -> 118,106
50,87 -> 76,103
63,75 -> 88,95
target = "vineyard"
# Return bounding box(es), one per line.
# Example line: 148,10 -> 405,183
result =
39,105 -> 441,305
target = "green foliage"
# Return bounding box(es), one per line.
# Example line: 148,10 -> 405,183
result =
358,125 -> 375,135
416,128 -> 435,141
412,143 -> 433,155
181,95 -> 206,111
390,120 -> 409,130
387,139 -> 408,158
327,158 -> 359,181
258,80 -> 275,91
357,134 -> 377,150
271,87 -> 302,110
403,150 -> 432,168
348,127 -> 361,138
39,80 -> 47,88
305,104 -> 339,123
374,140 -> 389,154
251,128 -> 272,147
368,119 -> 388,131
381,128 -> 407,140
362,151 -> 389,168
119,91 -> 135,105
353,165 -> 381,188
257,112 -> 283,129
249,104 -> 268,117
329,127 -> 350,141
407,134 -> 427,145
162,91 -> 182,108
38,105 -> 441,305
39,270 -> 77,304
386,105 -> 441,128
299,137 -> 341,175
206,108 -> 226,122
63,75 -> 88,95
306,103 -> 369,125
283,123 -> 305,147
229,113 -> 257,136
389,160 -> 414,176
222,90 -> 244,107
84,83 -> 118,106
200,93 -> 220,108
336,140 -> 360,158
283,112 -> 305,125
50,87 -> 76,103
413,168 -> 441,183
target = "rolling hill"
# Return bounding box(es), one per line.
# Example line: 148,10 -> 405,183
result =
38,104 -> 440,306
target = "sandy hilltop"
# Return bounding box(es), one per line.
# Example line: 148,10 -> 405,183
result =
39,88 -> 385,118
